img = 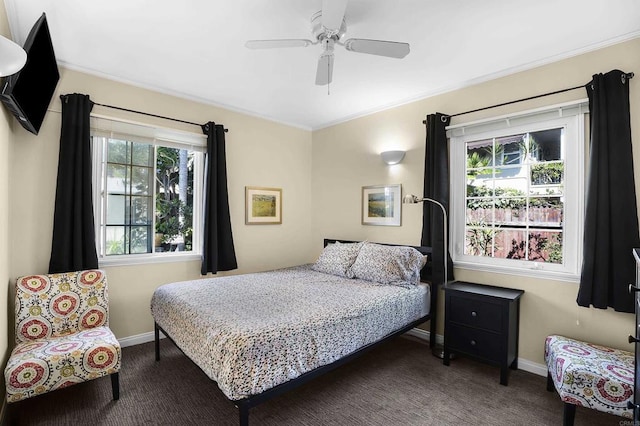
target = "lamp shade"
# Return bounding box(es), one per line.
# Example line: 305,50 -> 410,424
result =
0,35 -> 27,77
381,150 -> 405,165
402,194 -> 420,204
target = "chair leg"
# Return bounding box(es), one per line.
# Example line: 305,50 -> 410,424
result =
563,402 -> 576,426
5,402 -> 13,425
111,372 -> 120,400
546,372 -> 555,391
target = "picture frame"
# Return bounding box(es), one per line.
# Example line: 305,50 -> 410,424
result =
245,186 -> 282,225
361,184 -> 402,226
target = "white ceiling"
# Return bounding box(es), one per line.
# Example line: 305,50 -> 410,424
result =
5,0 -> 640,130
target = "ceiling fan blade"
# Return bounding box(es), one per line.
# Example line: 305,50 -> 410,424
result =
315,53 -> 334,86
245,39 -> 314,49
343,38 -> 410,58
321,0 -> 348,31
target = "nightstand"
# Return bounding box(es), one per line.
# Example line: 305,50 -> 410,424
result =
443,281 -> 524,385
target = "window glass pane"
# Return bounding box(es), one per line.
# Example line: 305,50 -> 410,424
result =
529,197 -> 563,226
107,139 -> 130,164
466,198 -> 493,224
155,147 -> 194,253
466,139 -> 493,172
531,128 -> 562,161
465,225 -> 496,257
105,226 -> 125,255
132,143 -> 153,166
131,196 -> 152,225
530,161 -> 564,186
129,226 -> 151,254
496,229 -> 527,259
106,164 -> 128,194
495,197 -> 526,225
532,231 -> 563,264
106,195 -> 128,225
495,134 -> 525,165
131,166 -> 151,195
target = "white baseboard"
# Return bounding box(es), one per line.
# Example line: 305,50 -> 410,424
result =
403,327 -> 547,378
516,358 -> 548,377
404,327 -> 444,346
118,327 -> 548,377
118,331 -> 164,348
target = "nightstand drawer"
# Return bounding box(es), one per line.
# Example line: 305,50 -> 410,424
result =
447,323 -> 502,362
449,296 -> 502,332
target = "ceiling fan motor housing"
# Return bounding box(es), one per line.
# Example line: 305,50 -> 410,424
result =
311,11 -> 346,42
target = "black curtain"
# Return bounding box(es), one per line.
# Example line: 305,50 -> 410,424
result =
200,122 -> 237,275
422,113 -> 454,286
48,94 -> 98,273
577,70 -> 639,313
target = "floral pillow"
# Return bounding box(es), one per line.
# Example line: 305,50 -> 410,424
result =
312,241 -> 365,278
350,243 -> 427,286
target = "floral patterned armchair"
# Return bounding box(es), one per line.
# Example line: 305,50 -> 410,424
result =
4,270 -> 121,404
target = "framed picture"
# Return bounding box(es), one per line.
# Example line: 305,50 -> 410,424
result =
362,184 -> 402,226
245,187 -> 282,225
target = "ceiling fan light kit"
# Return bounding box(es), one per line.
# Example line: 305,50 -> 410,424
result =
245,0 -> 410,86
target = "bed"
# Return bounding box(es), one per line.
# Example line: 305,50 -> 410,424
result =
151,239 -> 437,425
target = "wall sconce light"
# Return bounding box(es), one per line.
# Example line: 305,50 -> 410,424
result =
0,35 -> 27,77
381,150 -> 405,165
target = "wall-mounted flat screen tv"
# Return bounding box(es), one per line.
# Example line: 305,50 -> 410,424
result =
1,13 -> 59,135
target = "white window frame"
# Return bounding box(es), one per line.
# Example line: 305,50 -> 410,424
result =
449,100 -> 587,282
91,115 -> 206,267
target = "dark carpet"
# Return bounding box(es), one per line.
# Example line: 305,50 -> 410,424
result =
7,336 -> 620,425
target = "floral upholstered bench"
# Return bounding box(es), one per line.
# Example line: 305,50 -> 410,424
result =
544,335 -> 633,425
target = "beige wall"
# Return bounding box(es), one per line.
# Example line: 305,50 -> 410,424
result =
8,69 -> 314,339
0,1 -> 14,397
312,38 -> 640,365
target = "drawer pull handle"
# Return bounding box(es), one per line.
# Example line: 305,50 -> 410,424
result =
629,284 -> 640,293
470,340 -> 476,346
471,311 -> 477,317
629,335 -> 640,344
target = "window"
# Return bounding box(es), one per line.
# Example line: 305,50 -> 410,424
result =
450,101 -> 587,279
91,118 -> 205,264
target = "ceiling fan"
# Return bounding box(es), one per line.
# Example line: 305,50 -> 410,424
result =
245,0 -> 410,86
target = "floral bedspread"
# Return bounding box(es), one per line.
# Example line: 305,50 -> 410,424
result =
151,265 -> 429,400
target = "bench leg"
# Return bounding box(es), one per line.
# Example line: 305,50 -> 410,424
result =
155,323 -> 160,361
546,372 -> 555,392
238,404 -> 249,426
563,402 -> 575,426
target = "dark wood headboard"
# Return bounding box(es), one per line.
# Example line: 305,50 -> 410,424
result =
323,238 -> 437,348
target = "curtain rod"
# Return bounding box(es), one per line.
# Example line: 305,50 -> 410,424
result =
91,101 -> 229,133
423,71 -> 634,124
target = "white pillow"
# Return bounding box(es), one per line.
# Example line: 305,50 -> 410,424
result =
350,243 -> 427,286
311,241 -> 364,278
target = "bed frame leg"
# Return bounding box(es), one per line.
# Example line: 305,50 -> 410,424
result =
155,323 -> 160,361
238,404 -> 249,426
